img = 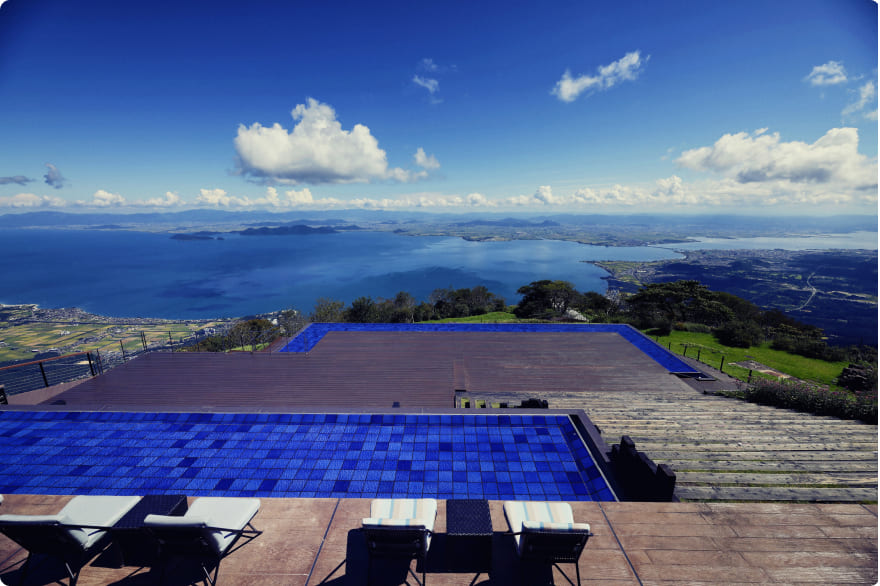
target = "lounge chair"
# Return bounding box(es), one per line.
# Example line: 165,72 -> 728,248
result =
143,497 -> 261,586
0,494 -> 140,586
503,501 -> 592,586
362,498 -> 437,585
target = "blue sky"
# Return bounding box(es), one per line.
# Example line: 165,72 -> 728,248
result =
0,0 -> 876,215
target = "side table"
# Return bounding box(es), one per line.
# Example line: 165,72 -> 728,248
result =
446,499 -> 493,573
111,494 -> 188,567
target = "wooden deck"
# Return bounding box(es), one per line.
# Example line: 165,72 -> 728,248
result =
48,331 -> 690,410
0,495 -> 875,585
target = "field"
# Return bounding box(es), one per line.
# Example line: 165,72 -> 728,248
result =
649,330 -> 848,386
0,304 -> 230,364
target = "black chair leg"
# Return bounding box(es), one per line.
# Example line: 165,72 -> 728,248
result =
17,553 -> 32,586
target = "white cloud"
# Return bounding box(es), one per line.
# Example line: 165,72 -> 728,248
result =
194,186 -> 343,209
76,189 -> 125,207
552,50 -> 648,102
235,98 -> 426,185
805,61 -> 848,86
131,191 -> 184,208
465,192 -> 493,206
43,163 -> 67,189
419,58 -> 439,72
842,81 -> 877,120
0,175 -> 33,186
0,193 -> 66,208
414,147 -> 440,170
533,185 -> 558,204
196,188 -> 235,207
676,127 -> 876,188
413,75 -> 439,94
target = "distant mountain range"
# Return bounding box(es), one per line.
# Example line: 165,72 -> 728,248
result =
0,209 -> 876,234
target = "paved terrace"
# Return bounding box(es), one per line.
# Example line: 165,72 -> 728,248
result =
0,495 -> 876,585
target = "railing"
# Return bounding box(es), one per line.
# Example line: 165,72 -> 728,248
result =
0,352 -> 99,397
0,326 -> 296,398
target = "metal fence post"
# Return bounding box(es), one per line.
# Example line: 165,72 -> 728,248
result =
87,352 -> 96,376
38,361 -> 49,387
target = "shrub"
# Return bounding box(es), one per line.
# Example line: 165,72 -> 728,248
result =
714,321 -> 763,348
739,378 -> 877,423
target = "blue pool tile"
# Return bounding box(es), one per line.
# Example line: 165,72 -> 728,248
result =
0,410 -> 614,501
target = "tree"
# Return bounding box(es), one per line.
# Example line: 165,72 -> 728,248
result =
575,291 -> 614,320
344,296 -> 379,323
625,280 -> 733,327
227,318 -> 276,350
310,298 -> 345,322
715,321 -> 763,348
514,280 -> 581,319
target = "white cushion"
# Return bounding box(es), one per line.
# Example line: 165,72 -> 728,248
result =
143,514 -> 208,528
186,498 -> 261,555
522,520 -> 591,532
0,514 -> 65,525
58,495 -> 140,549
362,517 -> 426,529
0,496 -> 139,550
504,501 -> 579,555
368,499 -> 437,533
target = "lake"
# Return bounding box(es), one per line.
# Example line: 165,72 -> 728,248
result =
2,229 -> 875,319
0,229 -> 679,319
659,231 -> 878,251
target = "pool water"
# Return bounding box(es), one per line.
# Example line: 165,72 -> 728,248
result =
279,322 -> 699,375
0,411 -> 616,501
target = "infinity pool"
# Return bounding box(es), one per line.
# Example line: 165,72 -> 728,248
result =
279,323 -> 698,375
0,411 -> 616,501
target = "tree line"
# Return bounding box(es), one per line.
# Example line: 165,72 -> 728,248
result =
187,279 -> 875,368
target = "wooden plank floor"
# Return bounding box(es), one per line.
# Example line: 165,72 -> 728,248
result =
0,496 -> 875,585
468,388 -> 879,503
48,331 -> 690,410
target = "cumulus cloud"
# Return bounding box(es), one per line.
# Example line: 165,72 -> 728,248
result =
805,61 -> 848,86
43,163 -> 67,189
414,147 -> 440,170
194,186 -> 338,209
676,127 -> 876,188
130,191 -> 185,208
0,193 -> 66,208
235,99 -> 429,185
196,188 -> 236,207
842,81 -> 877,120
413,75 -> 439,94
0,175 -> 33,186
552,50 -> 648,102
533,185 -> 559,204
76,189 -> 125,207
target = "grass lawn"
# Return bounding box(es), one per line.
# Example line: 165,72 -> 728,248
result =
419,312 -> 532,323
649,330 -> 848,385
